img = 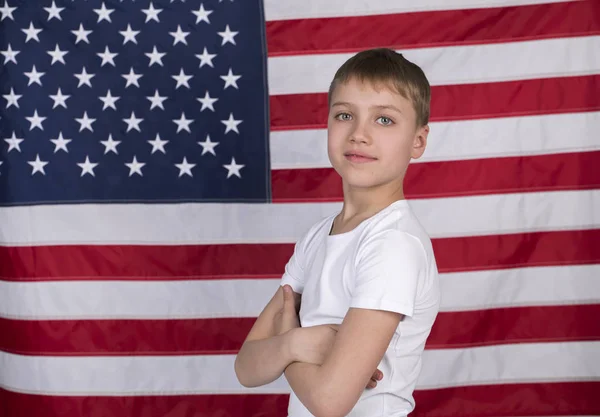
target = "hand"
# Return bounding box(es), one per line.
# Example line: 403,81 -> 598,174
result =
274,285 -> 301,335
366,368 -> 383,389
290,324 -> 384,390
289,324 -> 339,365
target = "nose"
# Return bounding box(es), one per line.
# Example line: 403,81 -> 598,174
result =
349,120 -> 371,144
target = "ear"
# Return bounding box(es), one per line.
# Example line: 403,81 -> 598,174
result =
410,124 -> 429,159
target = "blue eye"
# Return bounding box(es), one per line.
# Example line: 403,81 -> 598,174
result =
377,116 -> 393,126
335,113 -> 352,121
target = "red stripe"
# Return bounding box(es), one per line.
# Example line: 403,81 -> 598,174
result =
1,229 -> 598,280
412,382 -> 600,417
2,382 -> 599,417
434,229 -> 600,273
270,75 -> 600,130
427,304 -> 600,350
266,1 -> 600,56
1,305 -> 598,355
272,150 -> 600,202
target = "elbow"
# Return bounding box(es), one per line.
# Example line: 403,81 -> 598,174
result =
233,354 -> 256,388
310,403 -> 352,417
307,387 -> 356,417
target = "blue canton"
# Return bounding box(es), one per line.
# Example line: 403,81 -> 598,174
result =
0,0 -> 270,205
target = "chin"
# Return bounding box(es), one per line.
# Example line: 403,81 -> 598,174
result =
336,167 -> 403,191
338,171 -> 386,190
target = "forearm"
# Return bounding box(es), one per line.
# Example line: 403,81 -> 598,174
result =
285,362 -> 349,417
234,332 -> 294,387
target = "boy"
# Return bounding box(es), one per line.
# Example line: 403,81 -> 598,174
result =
235,48 -> 441,417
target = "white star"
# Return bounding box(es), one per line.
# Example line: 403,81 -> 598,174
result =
77,156 -> 98,177
44,1 -> 64,21
74,67 -> 95,88
197,90 -> 218,112
198,134 -> 219,156
173,112 -> 193,133
94,2 -> 114,23
71,24 -> 92,44
223,157 -> 244,179
195,47 -> 216,68
220,68 -> 241,89
172,68 -> 192,89
3,87 -> 21,108
217,25 -> 238,45
125,156 -> 145,176
192,4 -> 212,24
119,24 -> 140,45
4,131 -> 24,152
1,44 -> 19,64
169,25 -> 190,45
26,110 -> 46,131
221,113 -> 242,134
145,46 -> 165,67
24,65 -> 45,86
99,90 -> 120,110
141,2 -> 162,23
50,132 -> 71,153
97,46 -> 117,67
146,89 -> 167,110
100,134 -> 121,154
49,88 -> 70,109
0,1 -> 16,21
175,157 -> 195,177
122,67 -> 143,88
123,112 -> 143,132
75,111 -> 96,132
148,133 -> 168,154
47,44 -> 68,65
22,22 -> 42,43
28,154 -> 49,176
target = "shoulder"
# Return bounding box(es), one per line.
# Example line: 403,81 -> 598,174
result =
294,213 -> 334,252
355,228 -> 428,275
356,202 -> 430,266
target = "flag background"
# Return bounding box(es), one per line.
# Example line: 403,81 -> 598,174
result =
1,0 -> 599,416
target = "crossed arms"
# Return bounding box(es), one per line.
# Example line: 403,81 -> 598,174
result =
234,285 -> 402,417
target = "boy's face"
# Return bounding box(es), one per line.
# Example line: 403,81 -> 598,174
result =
327,77 -> 428,193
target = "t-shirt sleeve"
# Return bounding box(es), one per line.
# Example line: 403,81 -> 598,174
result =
350,230 -> 427,317
280,240 -> 306,294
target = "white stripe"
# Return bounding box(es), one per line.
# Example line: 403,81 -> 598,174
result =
264,0 -> 572,21
417,341 -> 600,389
267,36 -> 600,95
2,265 -> 598,319
440,264 -> 600,312
0,190 -> 598,245
270,112 -> 600,169
1,341 -> 597,394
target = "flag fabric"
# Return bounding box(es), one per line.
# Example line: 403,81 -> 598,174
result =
0,0 -> 599,416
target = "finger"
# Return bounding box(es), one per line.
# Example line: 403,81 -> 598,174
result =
282,285 -> 296,313
366,379 -> 377,389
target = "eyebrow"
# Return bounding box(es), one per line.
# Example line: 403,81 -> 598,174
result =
331,102 -> 402,113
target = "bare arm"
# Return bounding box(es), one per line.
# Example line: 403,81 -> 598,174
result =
234,286 -> 296,387
284,307 -> 402,417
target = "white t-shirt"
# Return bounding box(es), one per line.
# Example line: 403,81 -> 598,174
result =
280,199 -> 440,417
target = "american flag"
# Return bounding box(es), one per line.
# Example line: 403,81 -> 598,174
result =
0,0 -> 599,416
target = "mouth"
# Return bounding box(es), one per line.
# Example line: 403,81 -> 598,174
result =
344,151 -> 377,163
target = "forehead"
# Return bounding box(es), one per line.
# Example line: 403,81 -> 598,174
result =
330,77 -> 412,110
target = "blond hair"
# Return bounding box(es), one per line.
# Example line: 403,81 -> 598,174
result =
328,48 -> 431,127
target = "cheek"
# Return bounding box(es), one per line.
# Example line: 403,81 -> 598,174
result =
327,125 -> 345,150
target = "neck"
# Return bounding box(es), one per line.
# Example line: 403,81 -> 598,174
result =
338,180 -> 405,223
